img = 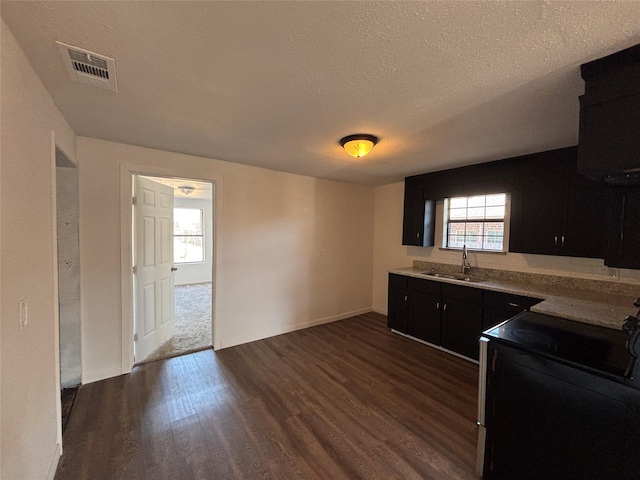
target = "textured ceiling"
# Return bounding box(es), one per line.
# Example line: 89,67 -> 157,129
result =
3,1 -> 640,185
141,176 -> 212,201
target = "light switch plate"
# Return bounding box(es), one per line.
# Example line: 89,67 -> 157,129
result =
19,298 -> 28,329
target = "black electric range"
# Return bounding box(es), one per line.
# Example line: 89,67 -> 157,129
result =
479,310 -> 640,479
482,310 -> 639,389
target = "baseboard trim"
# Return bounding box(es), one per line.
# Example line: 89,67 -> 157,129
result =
220,308 -> 373,349
46,442 -> 61,480
83,366 -> 123,385
372,307 -> 387,316
391,329 -> 479,365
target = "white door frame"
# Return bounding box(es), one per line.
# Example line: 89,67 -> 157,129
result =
119,163 -> 220,374
50,132 -> 78,457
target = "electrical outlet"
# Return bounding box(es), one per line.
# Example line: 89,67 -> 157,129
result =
19,298 -> 28,329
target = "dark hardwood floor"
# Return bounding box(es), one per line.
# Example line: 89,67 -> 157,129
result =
55,312 -> 480,479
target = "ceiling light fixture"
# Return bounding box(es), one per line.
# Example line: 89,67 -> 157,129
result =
340,134 -> 379,158
178,185 -> 196,195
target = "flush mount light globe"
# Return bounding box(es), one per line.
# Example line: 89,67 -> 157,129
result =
340,134 -> 379,158
178,185 -> 196,195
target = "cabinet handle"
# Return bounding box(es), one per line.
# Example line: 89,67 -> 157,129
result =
443,303 -> 447,311
620,194 -> 626,257
508,302 -> 520,308
554,235 -> 558,245
561,235 -> 565,246
416,232 -> 420,239
404,295 -> 408,302
436,302 -> 440,309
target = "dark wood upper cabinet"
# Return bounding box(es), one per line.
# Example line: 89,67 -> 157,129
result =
509,151 -> 608,259
579,92 -> 640,182
404,146 -> 608,260
509,170 -> 566,256
578,43 -> 640,183
605,188 -> 640,269
577,44 -> 640,269
563,170 -> 609,259
402,186 -> 435,247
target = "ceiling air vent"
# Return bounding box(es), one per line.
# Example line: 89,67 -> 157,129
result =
56,41 -> 118,92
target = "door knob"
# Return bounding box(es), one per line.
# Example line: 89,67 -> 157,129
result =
171,267 -> 178,272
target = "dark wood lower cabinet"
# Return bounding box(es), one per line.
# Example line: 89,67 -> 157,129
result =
440,284 -> 483,361
441,298 -> 483,361
387,274 -> 441,342
482,291 -> 542,330
387,274 -> 409,333
409,290 -> 441,344
388,274 -> 543,361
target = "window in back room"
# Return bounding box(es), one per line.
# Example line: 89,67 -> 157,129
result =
174,207 -> 204,263
444,193 -> 508,252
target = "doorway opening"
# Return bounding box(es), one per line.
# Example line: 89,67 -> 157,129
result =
132,175 -> 214,364
55,147 -> 81,433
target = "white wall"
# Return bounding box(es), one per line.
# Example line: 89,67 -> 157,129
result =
1,19 -> 77,480
173,196 -> 213,286
78,137 -> 374,383
372,181 -> 640,314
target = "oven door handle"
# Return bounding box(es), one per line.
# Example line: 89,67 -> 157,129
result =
478,337 -> 490,426
476,336 -> 490,476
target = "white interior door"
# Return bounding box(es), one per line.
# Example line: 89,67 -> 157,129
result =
134,176 -> 175,361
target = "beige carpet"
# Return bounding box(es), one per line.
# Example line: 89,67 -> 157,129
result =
138,282 -> 212,364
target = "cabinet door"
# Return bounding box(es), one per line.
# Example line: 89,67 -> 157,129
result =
605,189 -> 640,269
578,92 -> 640,179
409,290 -> 441,344
402,187 -> 425,246
402,188 -> 436,247
387,285 -> 409,333
509,172 -> 565,255
562,172 -> 607,259
482,292 -> 542,330
441,297 -> 483,360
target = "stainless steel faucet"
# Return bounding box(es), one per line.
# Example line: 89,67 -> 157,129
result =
461,244 -> 471,274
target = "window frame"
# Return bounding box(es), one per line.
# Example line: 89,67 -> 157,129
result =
173,207 -> 205,264
443,193 -> 508,252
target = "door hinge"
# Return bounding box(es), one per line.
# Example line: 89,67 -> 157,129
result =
133,333 -> 138,342
132,265 -> 137,274
132,196 -> 137,205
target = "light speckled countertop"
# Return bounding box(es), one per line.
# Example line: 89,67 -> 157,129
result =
389,266 -> 639,330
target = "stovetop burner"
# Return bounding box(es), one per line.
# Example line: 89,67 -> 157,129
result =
484,311 -> 636,386
510,329 -> 556,349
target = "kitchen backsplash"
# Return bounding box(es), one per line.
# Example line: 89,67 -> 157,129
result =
412,260 -> 640,298
407,246 -> 640,287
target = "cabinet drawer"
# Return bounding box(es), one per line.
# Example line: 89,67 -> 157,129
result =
484,291 -> 541,311
441,283 -> 482,303
408,277 -> 441,295
389,273 -> 408,288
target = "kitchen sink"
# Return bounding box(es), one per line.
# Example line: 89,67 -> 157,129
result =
421,272 -> 485,283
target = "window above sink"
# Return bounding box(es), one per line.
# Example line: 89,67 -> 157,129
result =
443,193 -> 510,253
